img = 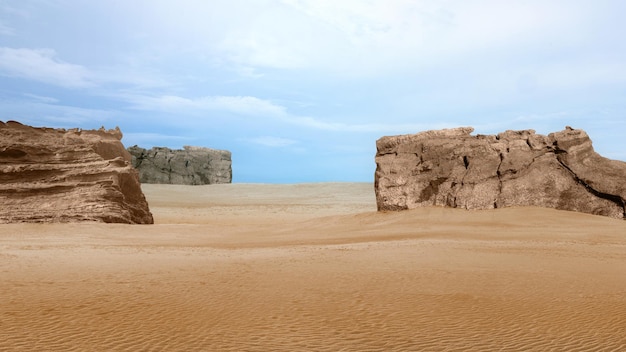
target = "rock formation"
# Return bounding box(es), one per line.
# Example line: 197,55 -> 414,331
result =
375,127 -> 626,219
0,121 -> 153,224
128,146 -> 232,185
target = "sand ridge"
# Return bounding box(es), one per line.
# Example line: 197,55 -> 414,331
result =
1,183 -> 625,351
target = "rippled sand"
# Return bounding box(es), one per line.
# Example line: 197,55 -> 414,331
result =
1,183 -> 625,351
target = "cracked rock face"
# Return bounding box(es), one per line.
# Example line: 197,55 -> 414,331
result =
128,146 -> 232,185
375,127 -> 626,219
0,121 -> 154,224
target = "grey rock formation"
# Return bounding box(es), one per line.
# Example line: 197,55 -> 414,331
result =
128,146 -> 232,185
0,121 -> 153,224
375,127 -> 626,219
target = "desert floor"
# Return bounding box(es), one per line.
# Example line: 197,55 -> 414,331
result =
1,183 -> 625,351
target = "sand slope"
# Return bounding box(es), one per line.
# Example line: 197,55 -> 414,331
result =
1,183 -> 625,351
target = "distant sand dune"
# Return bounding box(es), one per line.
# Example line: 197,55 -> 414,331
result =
1,183 -> 625,351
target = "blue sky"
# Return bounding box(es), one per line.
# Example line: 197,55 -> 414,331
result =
1,0 -> 625,183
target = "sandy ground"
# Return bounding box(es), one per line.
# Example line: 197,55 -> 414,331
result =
1,182 -> 625,351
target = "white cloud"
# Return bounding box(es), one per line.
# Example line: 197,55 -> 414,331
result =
22,93 -> 59,104
279,113 -> 457,133
24,0 -> 614,88
281,0 -> 418,46
0,47 -> 94,88
127,94 -> 287,116
92,66 -> 172,89
207,0 -> 591,75
247,136 -> 298,147
511,111 -> 571,124
0,92 -> 115,127
0,21 -> 14,35
123,90 -> 455,133
0,102 -> 113,127
0,3 -> 31,19
233,65 -> 265,79
536,61 -> 626,90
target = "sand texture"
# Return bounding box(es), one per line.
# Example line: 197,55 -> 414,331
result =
1,183 -> 625,351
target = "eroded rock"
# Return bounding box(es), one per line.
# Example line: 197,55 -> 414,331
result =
375,127 -> 626,219
128,146 -> 232,185
0,121 -> 153,224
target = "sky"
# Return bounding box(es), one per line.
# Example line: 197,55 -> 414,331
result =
1,0 -> 625,183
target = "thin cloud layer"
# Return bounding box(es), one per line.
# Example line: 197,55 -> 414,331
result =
0,47 -> 94,88
247,136 -> 298,148
127,95 -> 288,116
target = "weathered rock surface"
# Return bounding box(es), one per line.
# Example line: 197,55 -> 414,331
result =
128,146 -> 232,185
375,127 -> 626,219
0,121 -> 153,224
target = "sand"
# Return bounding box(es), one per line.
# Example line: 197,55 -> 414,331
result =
1,182 -> 625,351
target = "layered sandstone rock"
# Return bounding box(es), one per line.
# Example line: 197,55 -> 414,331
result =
128,146 -> 232,185
0,121 -> 153,224
375,127 -> 626,219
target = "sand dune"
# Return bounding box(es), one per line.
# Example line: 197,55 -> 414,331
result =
1,183 -> 625,351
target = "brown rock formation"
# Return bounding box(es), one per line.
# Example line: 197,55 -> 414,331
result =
0,121 -> 153,224
375,127 -> 626,219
